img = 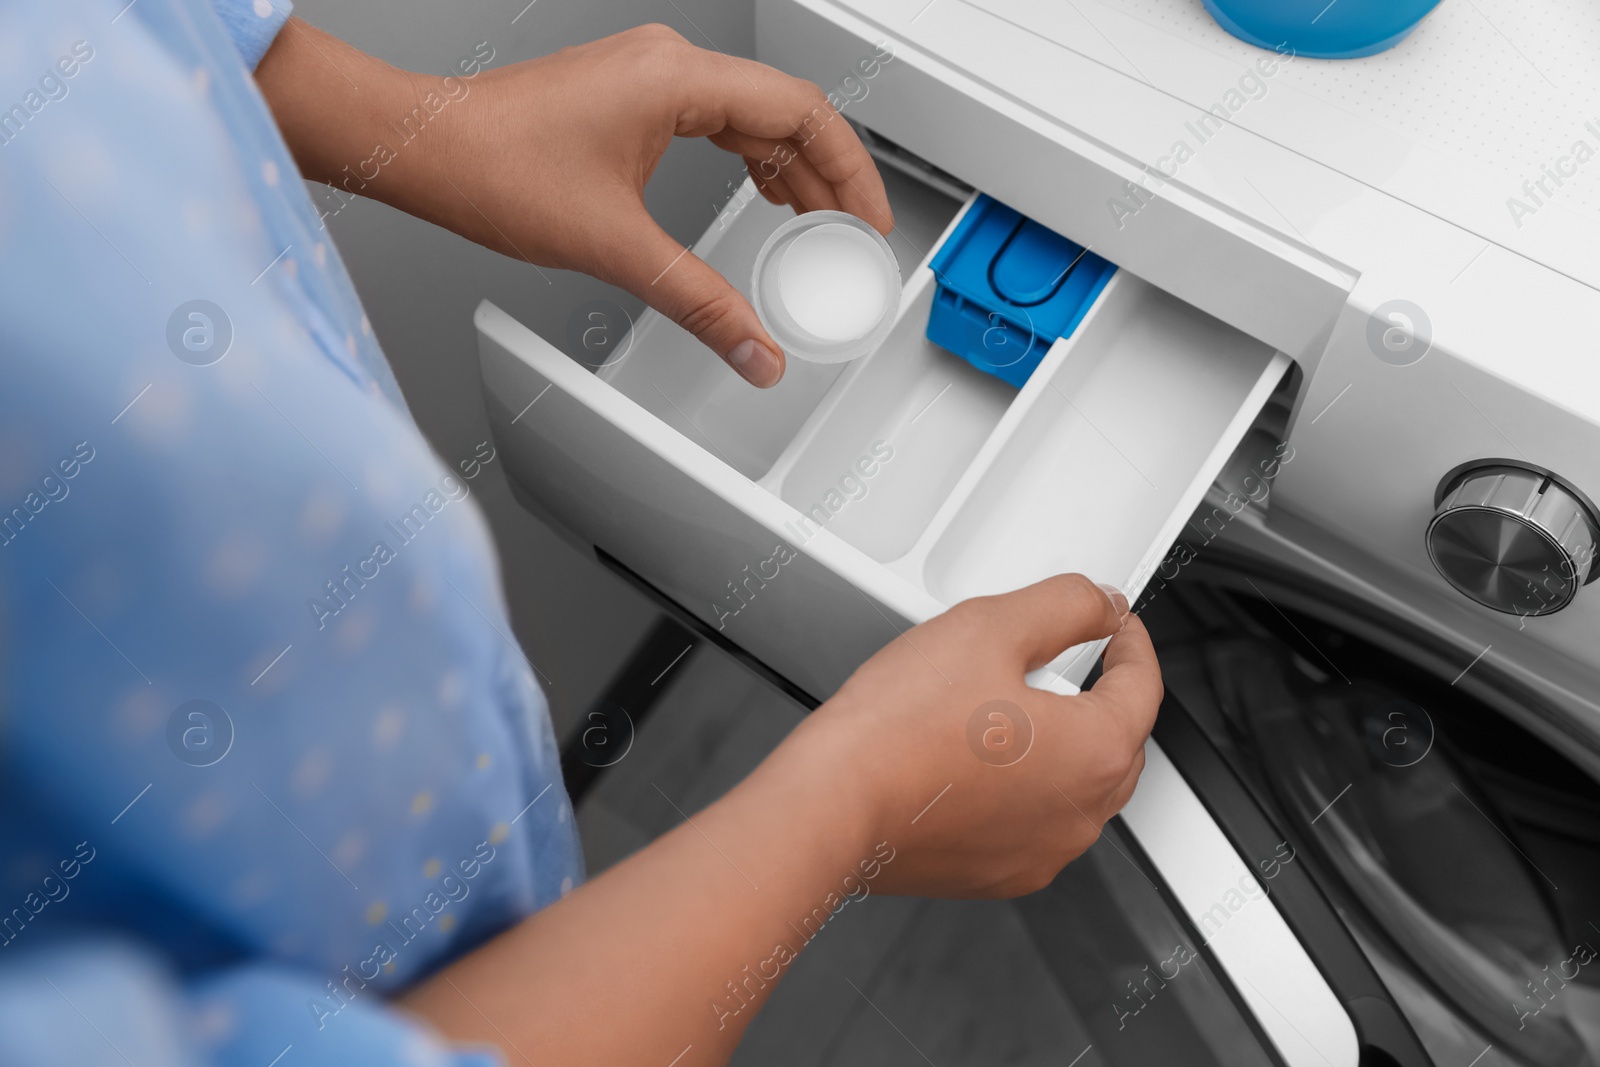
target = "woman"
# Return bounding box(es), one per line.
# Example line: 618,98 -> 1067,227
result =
0,2 -> 1160,1064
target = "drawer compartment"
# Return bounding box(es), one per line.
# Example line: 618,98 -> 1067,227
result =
922,274 -> 1290,674
765,273 -> 1016,564
478,173 -> 1291,699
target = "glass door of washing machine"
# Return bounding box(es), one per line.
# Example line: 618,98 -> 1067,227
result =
1143,555 -> 1600,1067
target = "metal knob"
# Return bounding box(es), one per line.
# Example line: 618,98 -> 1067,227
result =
1426,462 -> 1600,616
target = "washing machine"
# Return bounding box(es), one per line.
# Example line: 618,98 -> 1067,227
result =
477,2 -> 1600,1063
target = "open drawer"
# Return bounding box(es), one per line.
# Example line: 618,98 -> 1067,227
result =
477,175 -> 1291,701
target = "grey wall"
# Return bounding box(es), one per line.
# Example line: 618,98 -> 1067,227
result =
291,0 -> 756,740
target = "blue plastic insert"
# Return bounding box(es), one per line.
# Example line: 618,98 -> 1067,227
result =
926,195 -> 1115,389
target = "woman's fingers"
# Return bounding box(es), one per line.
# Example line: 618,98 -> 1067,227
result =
756,149 -> 842,214
598,204 -> 786,388
1085,615 -> 1164,750
957,573 -> 1129,674
563,30 -> 894,384
743,158 -> 792,207
682,51 -> 893,234
1105,742 -> 1148,815
713,130 -> 845,215
745,156 -> 802,211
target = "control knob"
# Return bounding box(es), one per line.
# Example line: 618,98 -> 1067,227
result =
1426,462 -> 1599,616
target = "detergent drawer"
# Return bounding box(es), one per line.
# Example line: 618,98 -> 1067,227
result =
475,169 -> 1352,1067
476,173 -> 1290,702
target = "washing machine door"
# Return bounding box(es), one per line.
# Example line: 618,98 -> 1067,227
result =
1145,556 -> 1600,1067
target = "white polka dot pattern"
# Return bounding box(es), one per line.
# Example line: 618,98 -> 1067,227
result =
0,2 -> 582,1065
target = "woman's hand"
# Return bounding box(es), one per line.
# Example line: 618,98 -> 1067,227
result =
770,572 -> 1162,898
258,22 -> 894,388
407,574 -> 1161,1067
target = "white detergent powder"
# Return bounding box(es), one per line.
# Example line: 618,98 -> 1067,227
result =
778,223 -> 891,342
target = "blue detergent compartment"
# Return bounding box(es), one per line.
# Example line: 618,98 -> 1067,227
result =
926,195 -> 1116,388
